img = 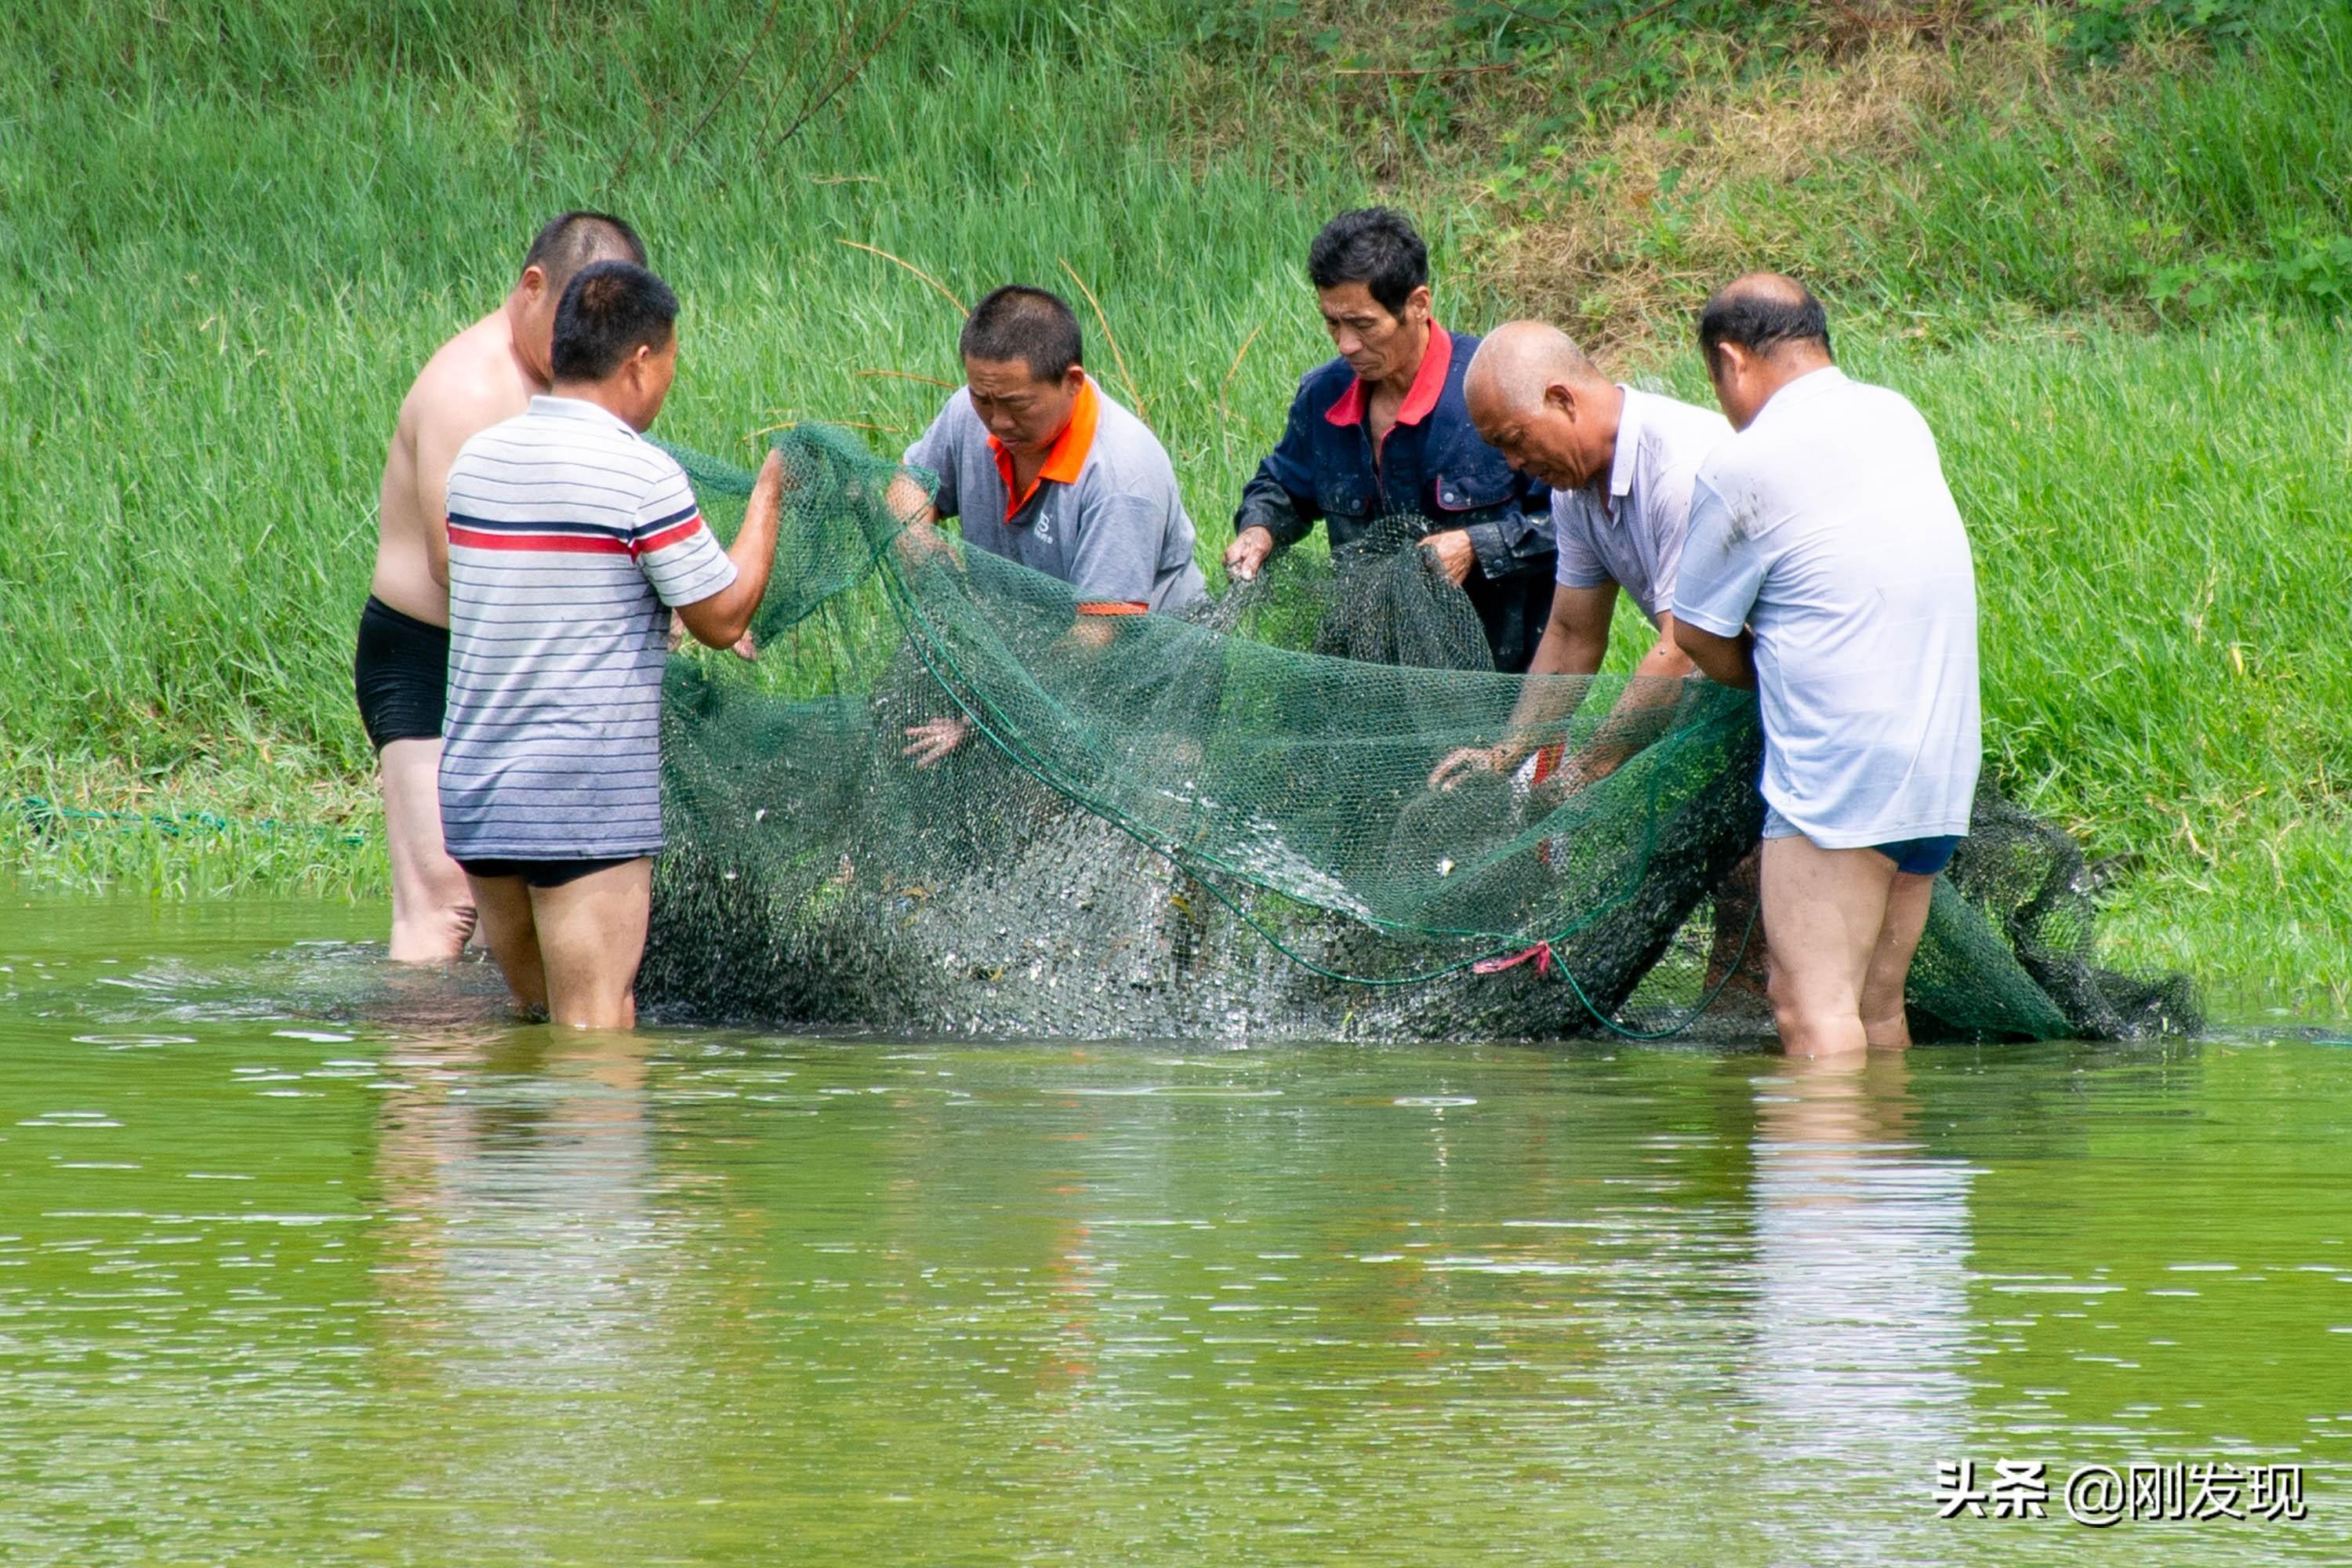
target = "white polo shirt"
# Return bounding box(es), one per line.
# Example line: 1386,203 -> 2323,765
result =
1550,386 -> 1732,623
1672,368 -> 1980,848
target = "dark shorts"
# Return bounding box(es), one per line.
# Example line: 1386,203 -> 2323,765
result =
456,856 -> 640,890
1872,834 -> 1963,877
353,596 -> 449,751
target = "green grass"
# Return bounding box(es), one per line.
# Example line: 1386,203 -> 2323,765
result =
1204,2 -> 2352,346
3,1 -> 2347,1007
2,0 -> 1364,779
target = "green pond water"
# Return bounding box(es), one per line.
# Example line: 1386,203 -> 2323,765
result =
1,892 -> 2347,1566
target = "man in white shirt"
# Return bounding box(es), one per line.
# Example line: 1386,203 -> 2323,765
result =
1428,320 -> 1732,792
1672,275 -> 1981,1058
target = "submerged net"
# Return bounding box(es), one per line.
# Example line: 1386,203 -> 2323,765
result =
639,426 -> 2198,1044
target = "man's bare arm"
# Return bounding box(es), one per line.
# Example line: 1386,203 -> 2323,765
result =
1626,617 -> 1697,686
1544,614 -> 1699,789
677,450 -> 785,649
1673,619 -> 1755,690
1429,584 -> 1614,788
881,470 -> 971,579
887,470 -> 936,523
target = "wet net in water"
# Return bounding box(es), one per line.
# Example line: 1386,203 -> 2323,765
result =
638,426 -> 2198,1044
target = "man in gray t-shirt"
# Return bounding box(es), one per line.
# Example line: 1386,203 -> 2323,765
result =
896,285 -> 1206,765
1673,274 -> 1981,1059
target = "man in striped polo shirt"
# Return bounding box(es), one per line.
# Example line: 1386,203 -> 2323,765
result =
437,260 -> 783,1028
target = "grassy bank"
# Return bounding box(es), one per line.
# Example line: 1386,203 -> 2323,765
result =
1215,1 -> 2352,347
4,2 -> 2347,1006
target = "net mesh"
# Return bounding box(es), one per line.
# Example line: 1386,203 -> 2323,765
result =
638,425 -> 2198,1044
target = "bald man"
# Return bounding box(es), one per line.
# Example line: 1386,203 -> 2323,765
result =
358,211 -> 648,962
1429,320 -> 1731,793
1671,275 -> 1981,1058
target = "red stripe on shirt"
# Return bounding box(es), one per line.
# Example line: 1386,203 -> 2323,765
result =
448,523 -> 631,554
630,515 -> 706,557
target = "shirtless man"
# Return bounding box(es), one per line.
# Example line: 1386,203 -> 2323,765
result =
357,211 -> 648,961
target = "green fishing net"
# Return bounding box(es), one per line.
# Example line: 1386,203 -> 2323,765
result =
639,425 -> 2198,1043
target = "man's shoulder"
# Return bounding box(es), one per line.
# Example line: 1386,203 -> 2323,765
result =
405,317 -> 533,430
1628,390 -> 1733,485
1691,416 -> 1777,497
1084,390 -> 1178,492
911,387 -> 982,452
447,407 -> 533,475
1842,376 -> 1933,432
1548,480 -> 1602,534
1427,333 -> 1493,432
455,403 -> 673,492
935,386 -> 982,429
1632,387 -> 1733,442
1290,354 -> 1356,405
1547,489 -> 1613,566
1773,374 -> 1936,461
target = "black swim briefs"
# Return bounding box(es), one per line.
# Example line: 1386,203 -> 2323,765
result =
353,595 -> 450,751
456,857 -> 640,890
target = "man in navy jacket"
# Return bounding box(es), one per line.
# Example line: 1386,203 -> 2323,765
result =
1225,209 -> 1555,671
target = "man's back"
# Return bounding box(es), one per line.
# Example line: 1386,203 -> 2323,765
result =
371,311 -> 539,626
1679,367 -> 1980,846
358,307 -> 543,962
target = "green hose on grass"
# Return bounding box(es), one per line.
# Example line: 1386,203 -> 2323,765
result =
3,797 -> 370,848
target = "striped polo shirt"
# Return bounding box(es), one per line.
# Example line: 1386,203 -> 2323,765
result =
437,395 -> 736,861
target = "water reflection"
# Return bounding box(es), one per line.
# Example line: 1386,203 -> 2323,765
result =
1743,1052 -> 1978,1559
1748,1054 -> 1976,1453
2,903 -> 2347,1565
368,1029 -> 713,1559
377,1031 -> 665,1376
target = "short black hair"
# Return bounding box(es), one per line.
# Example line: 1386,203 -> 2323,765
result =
551,260 -> 678,383
521,209 -> 648,293
1308,207 -> 1429,317
959,285 -> 1083,383
1697,274 -> 1833,372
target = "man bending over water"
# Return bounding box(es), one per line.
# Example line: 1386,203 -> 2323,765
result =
894,284 -> 1206,766
437,261 -> 783,1028
1672,276 -> 1980,1058
358,210 -> 648,961
1224,208 -> 1554,672
1428,319 -> 1731,793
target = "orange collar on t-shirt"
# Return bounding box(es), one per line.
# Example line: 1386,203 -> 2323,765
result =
1323,323 -> 1453,430
987,375 -> 1101,518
